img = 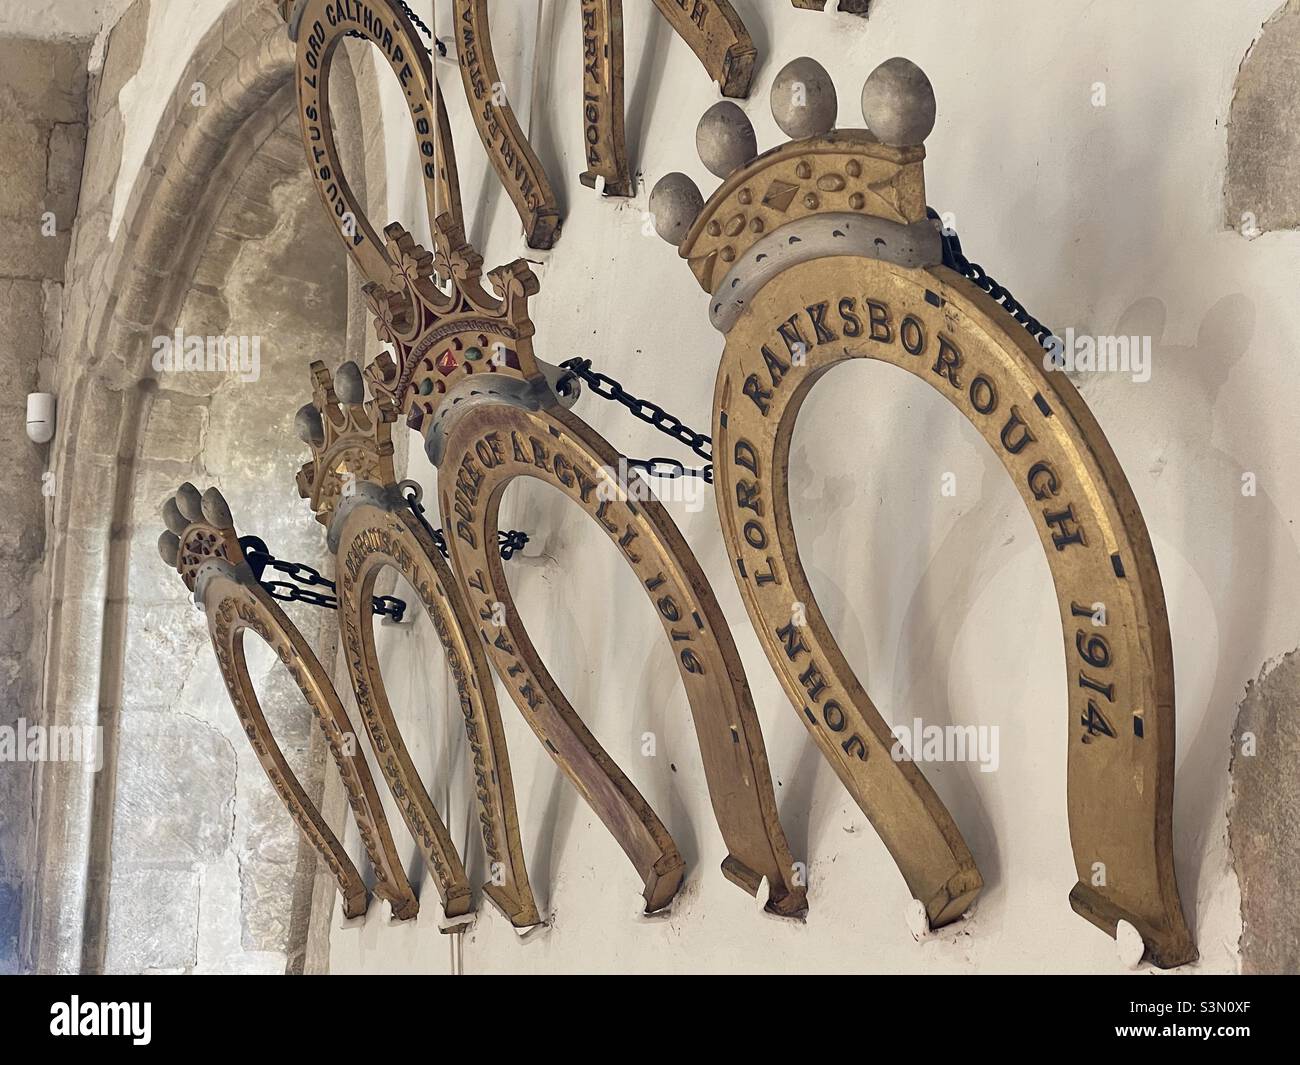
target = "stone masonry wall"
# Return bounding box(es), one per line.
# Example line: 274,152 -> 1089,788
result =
0,33 -> 88,975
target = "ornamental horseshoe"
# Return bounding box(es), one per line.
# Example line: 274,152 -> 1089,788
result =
453,0 -> 756,222
364,212 -> 807,917
649,57 -> 1195,967
157,484 -> 417,922
290,0 -> 465,280
291,0 -> 806,918
580,1 -> 756,198
293,360 -> 541,928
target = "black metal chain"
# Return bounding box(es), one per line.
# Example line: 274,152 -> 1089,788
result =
557,358 -> 714,483
398,484 -> 530,562
931,209 -> 1058,351
553,220 -> 1054,485
240,537 -> 406,621
346,1 -> 447,56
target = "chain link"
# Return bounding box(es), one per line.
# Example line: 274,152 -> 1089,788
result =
558,358 -> 714,483
932,209 -> 1058,350
345,1 -> 447,57
557,222 -> 1052,487
398,484 -> 530,561
242,539 -> 406,621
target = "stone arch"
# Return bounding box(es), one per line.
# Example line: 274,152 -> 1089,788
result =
30,0 -> 376,973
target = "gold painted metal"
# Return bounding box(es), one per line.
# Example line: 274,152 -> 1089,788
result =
360,211 -> 808,916
649,0 -> 755,97
438,402 -> 807,915
293,0 -> 804,918
579,0 -> 633,196
663,71 -> 1195,966
293,0 -> 465,286
161,489 -> 417,922
451,0 -> 562,249
576,0 -> 757,198
296,362 -> 541,927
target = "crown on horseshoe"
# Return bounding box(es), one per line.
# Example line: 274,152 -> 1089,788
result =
359,216 -> 544,439
651,56 -> 939,297
293,360 -> 398,527
157,482 -> 246,591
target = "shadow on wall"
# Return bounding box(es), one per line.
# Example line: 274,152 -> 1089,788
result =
104,107 -> 350,974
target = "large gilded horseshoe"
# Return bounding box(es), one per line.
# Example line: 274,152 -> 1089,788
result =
291,0 -> 463,285
653,58 -> 1195,967
452,0 -> 563,249
157,485 -> 418,922
361,213 -> 807,916
438,403 -> 807,915
295,361 -> 540,927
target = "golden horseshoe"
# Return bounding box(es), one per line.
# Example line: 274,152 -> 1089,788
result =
294,360 -> 541,927
158,484 -> 417,921
359,211 -> 808,916
651,56 -> 1195,967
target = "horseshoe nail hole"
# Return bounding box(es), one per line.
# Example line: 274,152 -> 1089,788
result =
925,290 -> 943,308
1111,553 -> 1127,579
801,705 -> 816,725
730,726 -> 739,744
788,236 -> 802,245
1132,712 -> 1145,739
832,229 -> 846,238
1033,392 -> 1053,417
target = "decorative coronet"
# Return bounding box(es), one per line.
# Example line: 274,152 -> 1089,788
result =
361,214 -> 544,438
293,360 -> 398,527
157,482 -> 245,592
651,55 -> 939,294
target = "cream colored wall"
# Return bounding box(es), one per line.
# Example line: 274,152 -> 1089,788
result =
43,0 -> 1298,974
321,0 -> 1300,974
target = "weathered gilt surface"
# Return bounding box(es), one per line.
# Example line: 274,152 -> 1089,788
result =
363,209 -> 807,915
579,0 -> 633,196
649,0 -> 755,97
653,57 -> 1195,966
292,0 -> 464,284
452,0 -> 562,248
438,402 -> 808,915
158,486 -> 417,922
296,360 -> 541,926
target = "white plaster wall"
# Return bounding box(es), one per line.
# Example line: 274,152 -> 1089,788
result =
0,0 -> 130,40
82,0 -> 1298,974
317,0 -> 1300,974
